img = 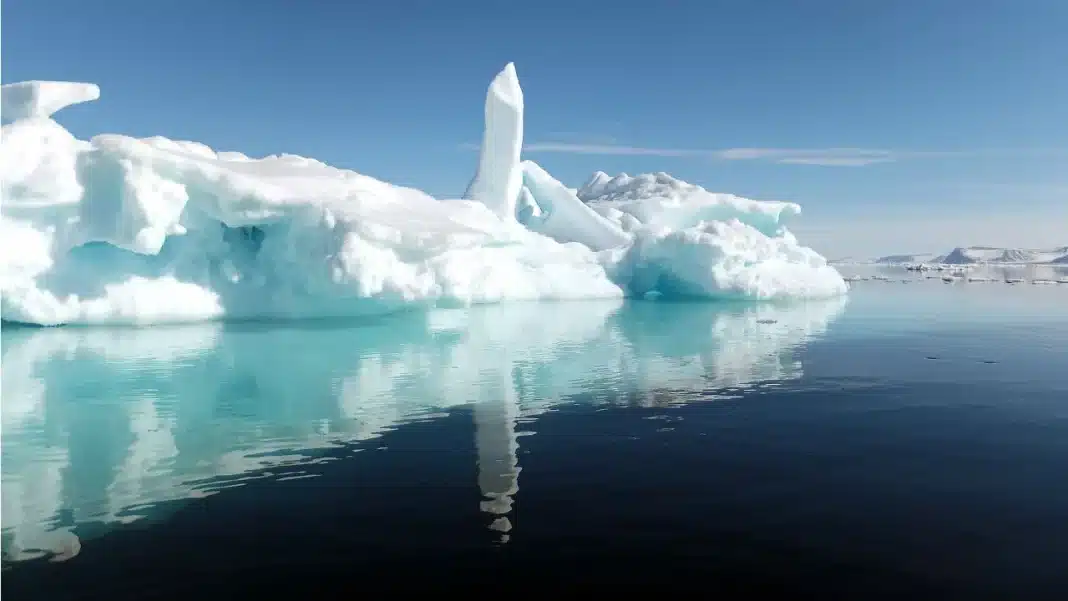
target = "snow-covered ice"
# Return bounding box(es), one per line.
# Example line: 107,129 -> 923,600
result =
0,81 -> 100,124
1,64 -> 846,326
463,63 -> 525,222
518,161 -> 631,251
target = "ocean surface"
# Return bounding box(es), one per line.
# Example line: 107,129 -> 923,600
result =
3,278 -> 1068,598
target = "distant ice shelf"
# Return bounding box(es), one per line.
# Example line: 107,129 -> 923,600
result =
833,245 -> 1068,267
1,65 -> 846,326
842,274 -> 1068,285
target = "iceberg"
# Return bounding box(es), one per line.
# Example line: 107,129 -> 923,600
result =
0,64 -> 846,326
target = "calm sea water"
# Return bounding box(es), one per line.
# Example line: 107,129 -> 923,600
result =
3,282 -> 1068,598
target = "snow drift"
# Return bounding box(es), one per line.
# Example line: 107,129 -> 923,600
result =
0,64 -> 846,326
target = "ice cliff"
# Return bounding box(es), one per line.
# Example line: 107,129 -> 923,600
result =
0,64 -> 847,326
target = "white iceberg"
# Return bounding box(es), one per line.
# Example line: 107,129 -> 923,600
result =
0,64 -> 846,326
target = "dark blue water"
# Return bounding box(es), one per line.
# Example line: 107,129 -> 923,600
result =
3,283 -> 1067,598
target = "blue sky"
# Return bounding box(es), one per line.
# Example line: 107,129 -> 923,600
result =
4,0 -> 1066,258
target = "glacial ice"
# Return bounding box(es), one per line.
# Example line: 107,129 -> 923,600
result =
518,161 -> 631,251
463,62 -> 525,222
0,63 -> 846,326
0,81 -> 100,124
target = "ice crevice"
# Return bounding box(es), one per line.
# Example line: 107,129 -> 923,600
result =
0,64 -> 847,326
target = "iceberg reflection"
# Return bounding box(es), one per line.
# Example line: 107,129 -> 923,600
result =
1,297 -> 845,559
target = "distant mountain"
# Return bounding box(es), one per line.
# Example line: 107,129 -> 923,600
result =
869,245 -> 1067,265
940,247 -> 981,265
995,249 -> 1036,263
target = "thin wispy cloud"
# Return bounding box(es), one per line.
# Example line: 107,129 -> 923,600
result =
539,132 -> 621,146
460,141 -> 1068,167
506,143 -> 898,166
717,147 -> 896,166
521,142 -> 706,158
944,181 -> 1068,197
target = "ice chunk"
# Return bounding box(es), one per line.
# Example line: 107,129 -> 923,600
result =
0,113 -> 87,213
1,81 -> 100,124
609,219 -> 849,300
463,63 -> 524,221
579,171 -> 798,237
580,172 -> 847,299
519,161 -> 632,251
0,64 -> 845,326
577,171 -> 613,199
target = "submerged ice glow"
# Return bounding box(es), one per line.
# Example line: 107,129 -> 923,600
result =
0,64 -> 847,326
1,297 -> 847,559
